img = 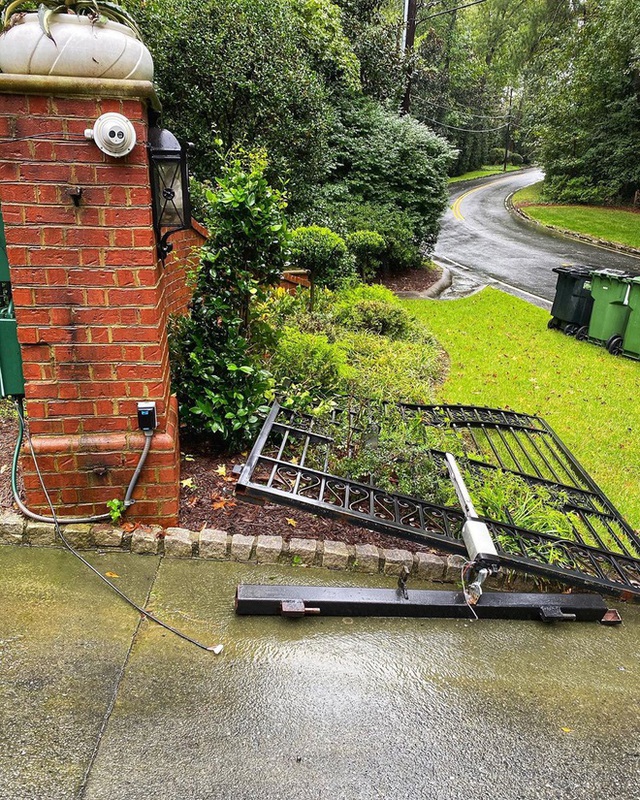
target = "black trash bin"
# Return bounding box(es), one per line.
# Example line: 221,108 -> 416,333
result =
548,265 -> 595,335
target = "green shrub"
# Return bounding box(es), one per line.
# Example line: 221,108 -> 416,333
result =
542,175 -> 618,205
346,229 -> 385,281
510,152 -> 524,166
335,330 -> 439,404
261,283 -> 442,406
268,327 -> 351,394
489,147 -> 505,165
323,96 -> 455,247
332,299 -> 412,339
330,284 -> 436,343
169,150 -> 288,447
290,225 -> 357,290
330,201 -> 422,273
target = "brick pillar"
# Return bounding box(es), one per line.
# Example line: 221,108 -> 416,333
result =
0,75 -> 180,526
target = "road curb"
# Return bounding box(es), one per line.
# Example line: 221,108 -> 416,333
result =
0,508 -> 542,591
507,196 -> 640,259
396,266 -> 453,299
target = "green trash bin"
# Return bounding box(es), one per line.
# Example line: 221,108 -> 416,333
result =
587,269 -> 631,346
608,276 -> 640,357
0,208 -> 25,399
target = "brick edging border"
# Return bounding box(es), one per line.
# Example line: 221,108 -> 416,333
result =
0,509 -> 540,591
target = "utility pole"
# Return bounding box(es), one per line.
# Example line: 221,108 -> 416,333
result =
401,0 -> 418,114
502,86 -> 513,172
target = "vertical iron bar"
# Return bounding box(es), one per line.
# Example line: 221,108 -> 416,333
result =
509,428 -> 544,478
481,427 -> 505,468
493,426 -> 525,472
522,430 -> 564,484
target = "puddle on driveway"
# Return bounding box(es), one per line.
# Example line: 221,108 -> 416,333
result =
82,559 -> 640,800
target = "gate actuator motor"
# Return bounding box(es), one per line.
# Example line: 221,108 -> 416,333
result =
445,453 -> 500,604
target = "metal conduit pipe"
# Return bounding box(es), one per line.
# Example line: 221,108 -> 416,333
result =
11,398 -> 154,525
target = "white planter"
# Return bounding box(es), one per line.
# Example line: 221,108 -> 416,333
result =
0,14 -> 153,81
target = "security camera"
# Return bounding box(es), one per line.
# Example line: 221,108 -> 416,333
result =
85,113 -> 137,158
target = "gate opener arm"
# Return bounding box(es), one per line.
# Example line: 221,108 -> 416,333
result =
445,453 -> 500,603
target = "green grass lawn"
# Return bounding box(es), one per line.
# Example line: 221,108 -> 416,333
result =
449,164 -> 523,183
404,288 -> 640,528
513,182 -> 640,250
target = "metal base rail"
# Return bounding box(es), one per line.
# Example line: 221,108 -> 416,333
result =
235,585 -> 621,624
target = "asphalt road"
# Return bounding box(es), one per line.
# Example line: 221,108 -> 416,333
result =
435,169 -> 640,304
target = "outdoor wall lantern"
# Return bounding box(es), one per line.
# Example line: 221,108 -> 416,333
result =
148,125 -> 192,262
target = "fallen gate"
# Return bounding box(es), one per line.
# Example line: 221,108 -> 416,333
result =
236,400 -> 640,601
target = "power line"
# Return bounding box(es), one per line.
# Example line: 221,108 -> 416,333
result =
420,0 -> 490,21
421,116 -> 509,133
420,99 -> 509,120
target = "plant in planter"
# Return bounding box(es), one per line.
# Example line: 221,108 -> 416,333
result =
0,0 -> 153,80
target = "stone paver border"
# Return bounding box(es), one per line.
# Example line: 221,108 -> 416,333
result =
0,509 -> 540,591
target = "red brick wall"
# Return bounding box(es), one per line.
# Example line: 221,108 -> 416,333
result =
164,220 -> 207,317
0,89 -> 181,526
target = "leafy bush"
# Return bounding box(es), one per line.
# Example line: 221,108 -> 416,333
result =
489,147 -> 505,165
542,174 -> 618,205
169,150 -> 288,447
510,152 -> 524,166
322,96 -> 455,247
327,200 -> 422,273
331,405 -> 452,503
262,282 -> 442,406
268,327 -> 350,395
329,284 -> 435,342
127,0 -> 353,208
290,225 -> 357,290
346,229 -> 385,281
335,331 -> 439,403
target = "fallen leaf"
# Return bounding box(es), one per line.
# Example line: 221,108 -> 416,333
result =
181,477 -> 196,489
0,464 -> 7,475
105,571 -> 120,578
223,475 -> 236,483
187,495 -> 198,507
286,518 -> 297,527
121,522 -> 137,533
215,464 -> 227,477
184,455 -> 195,462
212,496 -> 236,511
289,456 -> 299,465
561,727 -> 573,733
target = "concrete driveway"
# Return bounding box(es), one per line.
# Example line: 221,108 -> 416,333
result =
1,547 -> 639,800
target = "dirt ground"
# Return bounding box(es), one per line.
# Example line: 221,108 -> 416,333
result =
378,264 -> 441,294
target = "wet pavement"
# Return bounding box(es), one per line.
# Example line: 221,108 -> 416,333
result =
1,547 -> 640,799
436,169 -> 640,303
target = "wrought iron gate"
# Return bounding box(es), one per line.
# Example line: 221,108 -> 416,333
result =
237,400 -> 640,599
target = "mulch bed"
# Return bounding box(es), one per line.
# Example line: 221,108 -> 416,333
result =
0,413 -> 17,511
178,435 -> 431,554
0,414 -> 431,554
378,264 -> 442,294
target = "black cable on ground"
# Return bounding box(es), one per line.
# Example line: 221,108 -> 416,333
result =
13,399 -> 221,653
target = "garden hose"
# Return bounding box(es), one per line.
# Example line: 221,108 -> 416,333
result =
10,398 -> 221,653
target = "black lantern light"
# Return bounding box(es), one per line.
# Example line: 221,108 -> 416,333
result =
148,126 -> 192,261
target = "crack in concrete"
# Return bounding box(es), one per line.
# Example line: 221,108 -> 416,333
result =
76,556 -> 163,800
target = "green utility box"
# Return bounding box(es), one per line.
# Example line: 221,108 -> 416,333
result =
0,209 -> 25,399
586,269 -> 631,346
